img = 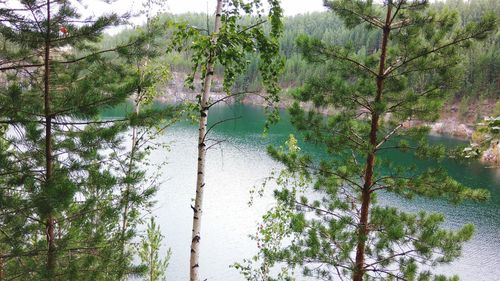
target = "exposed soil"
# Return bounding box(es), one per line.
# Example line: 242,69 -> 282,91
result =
157,72 -> 498,141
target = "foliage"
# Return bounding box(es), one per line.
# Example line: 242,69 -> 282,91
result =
110,13 -> 187,280
166,0 -> 284,127
238,1 -> 496,280
464,116 -> 500,160
139,217 -> 171,281
494,100 -> 500,116
109,0 -> 499,103
462,101 -> 499,161
458,95 -> 470,119
170,1 -> 285,280
0,1 -> 180,280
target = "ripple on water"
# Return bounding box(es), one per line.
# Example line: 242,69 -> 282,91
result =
152,105 -> 500,281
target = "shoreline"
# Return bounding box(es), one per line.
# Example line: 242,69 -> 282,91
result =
155,72 -> 498,165
156,90 -> 476,140
154,94 -> 500,166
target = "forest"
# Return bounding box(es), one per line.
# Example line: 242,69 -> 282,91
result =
0,0 -> 499,281
109,0 -> 498,101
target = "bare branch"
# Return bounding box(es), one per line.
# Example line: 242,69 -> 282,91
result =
375,122 -> 404,150
203,116 -> 242,142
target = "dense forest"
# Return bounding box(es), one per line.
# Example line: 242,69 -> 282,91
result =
0,0 -> 499,281
107,0 -> 499,102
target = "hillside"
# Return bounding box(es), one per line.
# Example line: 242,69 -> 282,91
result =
106,0 -> 499,135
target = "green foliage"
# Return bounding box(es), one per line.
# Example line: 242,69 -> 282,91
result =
165,0 -> 284,129
112,0 -> 498,103
462,116 -> 500,161
458,95 -> 470,119
238,1 -> 496,280
494,100 -> 500,116
139,217 -> 171,281
0,1 -> 181,280
110,14 -> 187,280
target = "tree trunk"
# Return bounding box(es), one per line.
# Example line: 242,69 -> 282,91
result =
119,26 -> 151,278
149,242 -> 154,281
189,1 -> 223,281
118,100 -> 141,279
0,256 -> 4,281
353,3 -> 392,281
43,0 -> 55,279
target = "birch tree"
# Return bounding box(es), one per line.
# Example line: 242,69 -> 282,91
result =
168,1 -> 284,280
189,2 -> 223,279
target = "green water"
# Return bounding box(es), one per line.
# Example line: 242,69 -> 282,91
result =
103,103 -> 500,280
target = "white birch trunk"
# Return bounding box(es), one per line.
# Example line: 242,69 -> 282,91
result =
189,1 -> 223,280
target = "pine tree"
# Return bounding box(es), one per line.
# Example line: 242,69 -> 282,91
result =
240,1 -> 497,280
138,217 -> 171,281
0,1 -> 176,279
109,11 -> 185,280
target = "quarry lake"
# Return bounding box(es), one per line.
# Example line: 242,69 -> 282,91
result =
105,103 -> 499,281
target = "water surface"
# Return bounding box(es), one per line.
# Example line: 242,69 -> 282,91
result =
108,104 -> 499,280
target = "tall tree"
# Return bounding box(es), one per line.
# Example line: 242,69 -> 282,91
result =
239,1 -> 497,280
0,1 -> 176,280
189,2 -> 223,279
138,217 -> 172,281
160,0 -> 499,103
0,0 -> 117,276
102,2 -> 181,279
168,1 -> 284,280
0,0 -> 122,277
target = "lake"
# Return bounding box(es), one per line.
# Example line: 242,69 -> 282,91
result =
108,103 -> 499,281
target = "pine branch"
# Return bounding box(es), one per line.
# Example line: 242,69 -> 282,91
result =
325,49 -> 378,77
0,118 -> 127,125
237,20 -> 267,35
386,31 -> 493,77
51,96 -> 119,116
385,86 -> 440,113
49,119 -> 128,125
332,5 -> 385,29
25,0 -> 44,33
206,90 -> 258,109
0,41 -> 137,71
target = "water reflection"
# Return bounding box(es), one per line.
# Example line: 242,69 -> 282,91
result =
106,103 -> 499,280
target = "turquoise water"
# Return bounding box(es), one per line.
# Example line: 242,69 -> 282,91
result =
105,103 -> 499,280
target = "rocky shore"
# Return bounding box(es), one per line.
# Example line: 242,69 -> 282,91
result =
428,120 -> 474,139
242,90 -> 482,141
156,72 -> 498,165
481,140 -> 500,164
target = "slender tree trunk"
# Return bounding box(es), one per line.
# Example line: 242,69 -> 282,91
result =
119,26 -> 150,278
353,3 -> 392,281
149,243 -> 154,281
118,99 -> 141,279
189,1 -> 222,280
120,102 -> 140,238
43,0 -> 55,279
0,256 -> 4,281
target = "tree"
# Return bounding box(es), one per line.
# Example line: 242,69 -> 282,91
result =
0,1 -> 176,279
188,3 -> 223,279
463,115 -> 500,165
239,1 -> 497,280
106,3 -> 185,279
154,0 -> 499,103
139,217 -> 172,281
167,1 -> 284,280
